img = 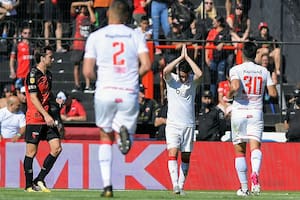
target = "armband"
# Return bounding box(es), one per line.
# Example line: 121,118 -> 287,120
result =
16,133 -> 22,137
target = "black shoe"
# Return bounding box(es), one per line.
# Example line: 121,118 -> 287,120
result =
101,185 -> 113,197
72,85 -> 82,93
83,87 -> 95,94
118,125 -> 131,155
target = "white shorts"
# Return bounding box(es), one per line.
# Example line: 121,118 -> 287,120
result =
94,91 -> 139,134
165,123 -> 194,152
231,109 -> 263,145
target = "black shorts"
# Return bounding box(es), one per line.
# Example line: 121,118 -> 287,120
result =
43,0 -> 65,22
25,124 -> 60,144
70,50 -> 84,64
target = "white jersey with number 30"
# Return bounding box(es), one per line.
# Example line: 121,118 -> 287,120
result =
84,24 -> 149,96
230,61 -> 274,110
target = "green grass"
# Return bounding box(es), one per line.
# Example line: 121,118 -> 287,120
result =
1,188 -> 300,200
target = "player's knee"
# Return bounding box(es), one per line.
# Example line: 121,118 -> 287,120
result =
52,145 -> 62,156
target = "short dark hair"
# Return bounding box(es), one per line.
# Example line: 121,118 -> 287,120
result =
109,0 -> 130,23
243,42 -> 257,60
178,61 -> 191,73
35,46 -> 53,63
140,15 -> 149,22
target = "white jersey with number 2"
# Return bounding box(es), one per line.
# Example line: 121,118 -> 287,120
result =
84,24 -> 149,96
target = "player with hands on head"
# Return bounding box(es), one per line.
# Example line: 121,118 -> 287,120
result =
163,44 -> 202,195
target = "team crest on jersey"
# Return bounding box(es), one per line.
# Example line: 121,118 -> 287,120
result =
32,131 -> 39,139
30,78 -> 35,84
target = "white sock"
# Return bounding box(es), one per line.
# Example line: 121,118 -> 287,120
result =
98,144 -> 112,187
178,162 -> 189,189
251,149 -> 262,175
168,158 -> 178,188
235,156 -> 248,191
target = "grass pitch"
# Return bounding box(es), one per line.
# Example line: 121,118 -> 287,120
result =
1,188 -> 300,200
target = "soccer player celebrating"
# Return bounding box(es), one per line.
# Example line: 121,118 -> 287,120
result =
227,42 -> 277,196
23,46 -> 62,192
163,44 -> 202,195
83,0 -> 151,197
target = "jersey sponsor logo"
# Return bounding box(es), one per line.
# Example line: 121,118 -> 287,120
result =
30,77 -> 35,84
28,85 -> 36,90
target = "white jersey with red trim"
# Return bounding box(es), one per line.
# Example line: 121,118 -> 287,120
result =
229,61 -> 274,110
165,73 -> 198,126
84,24 -> 149,96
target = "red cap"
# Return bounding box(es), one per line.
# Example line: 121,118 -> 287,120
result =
258,22 -> 268,31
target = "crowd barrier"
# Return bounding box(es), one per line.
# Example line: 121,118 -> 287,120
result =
1,140 -> 299,191
142,41 -> 242,99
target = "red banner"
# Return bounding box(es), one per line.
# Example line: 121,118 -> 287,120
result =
0,140 -> 300,190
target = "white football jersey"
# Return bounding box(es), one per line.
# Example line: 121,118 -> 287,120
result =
165,73 -> 198,126
229,61 -> 274,110
84,24 -> 149,96
0,107 -> 25,138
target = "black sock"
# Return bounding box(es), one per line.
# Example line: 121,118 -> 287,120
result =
36,154 -> 58,181
23,156 -> 34,188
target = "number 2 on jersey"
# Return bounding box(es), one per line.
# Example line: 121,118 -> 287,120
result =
113,42 -> 125,65
243,75 -> 263,95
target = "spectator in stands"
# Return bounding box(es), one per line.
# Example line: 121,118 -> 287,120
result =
261,53 -> 287,111
9,25 -> 34,89
287,84 -> 300,109
134,15 -> 152,40
82,0 -> 151,196
151,0 -> 171,54
0,0 -> 19,40
254,22 -> 282,75
49,91 -> 65,139
154,95 -> 167,140
194,0 -> 217,41
93,0 -> 112,29
132,0 -> 151,26
57,91 -> 87,122
15,86 -> 27,113
70,0 -> 96,93
0,95 -> 25,142
168,0 -> 196,34
284,96 -> 300,142
138,84 -> 160,125
205,15 -> 232,100
0,1 -> 14,20
225,0 -> 251,17
195,0 -> 217,20
43,0 -> 68,52
226,2 -> 251,43
196,90 -> 226,141
0,83 -> 15,108
152,53 -> 168,104
192,0 -> 216,70
163,44 -> 202,195
217,72 -> 232,119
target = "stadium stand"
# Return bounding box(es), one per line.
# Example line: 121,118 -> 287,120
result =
1,0 -> 300,139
